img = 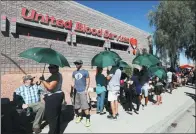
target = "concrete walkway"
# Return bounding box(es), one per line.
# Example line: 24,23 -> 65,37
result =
42,86 -> 195,133
161,103 -> 195,133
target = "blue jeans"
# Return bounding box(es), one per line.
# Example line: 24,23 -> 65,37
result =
97,91 -> 106,112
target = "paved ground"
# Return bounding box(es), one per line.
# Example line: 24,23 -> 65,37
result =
161,103 -> 195,133
41,86 -> 195,133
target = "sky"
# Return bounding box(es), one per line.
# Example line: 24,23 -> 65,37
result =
76,1 -> 193,65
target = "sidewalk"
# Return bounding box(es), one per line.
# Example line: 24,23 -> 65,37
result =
42,86 -> 195,133
160,103 -> 195,133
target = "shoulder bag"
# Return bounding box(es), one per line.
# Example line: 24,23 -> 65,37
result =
96,84 -> 106,94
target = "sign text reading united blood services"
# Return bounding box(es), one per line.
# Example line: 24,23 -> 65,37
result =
21,7 -> 137,45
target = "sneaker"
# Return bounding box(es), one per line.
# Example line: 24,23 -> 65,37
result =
113,116 -> 117,120
107,115 -> 117,120
96,111 -> 100,114
134,110 -> 139,114
100,111 -> 106,115
75,116 -> 82,123
128,111 -> 133,115
85,119 -> 91,127
107,114 -> 113,119
32,128 -> 41,134
142,105 -> 145,110
116,113 -> 119,116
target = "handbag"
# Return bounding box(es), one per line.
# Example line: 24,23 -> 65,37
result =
96,84 -> 106,94
60,94 -> 75,123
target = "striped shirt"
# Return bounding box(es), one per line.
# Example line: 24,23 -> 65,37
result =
15,84 -> 44,104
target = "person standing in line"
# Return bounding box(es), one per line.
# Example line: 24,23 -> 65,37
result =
166,68 -> 173,94
95,67 -> 107,115
71,60 -> 91,127
106,66 -> 122,120
140,66 -> 150,108
123,78 -> 134,115
153,76 -> 164,105
39,64 -> 64,134
190,70 -> 194,85
131,68 -> 142,114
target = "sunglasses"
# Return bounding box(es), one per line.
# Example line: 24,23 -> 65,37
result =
75,63 -> 81,65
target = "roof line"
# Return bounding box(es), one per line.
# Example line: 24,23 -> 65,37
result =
69,1 -> 150,36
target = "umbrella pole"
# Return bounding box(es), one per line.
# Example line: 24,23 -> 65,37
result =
42,44 -> 52,75
42,64 -> 46,75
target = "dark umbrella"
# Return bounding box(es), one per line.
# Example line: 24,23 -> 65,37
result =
19,47 -> 70,68
132,54 -> 160,68
149,66 -> 167,79
91,50 -> 122,68
118,60 -> 130,68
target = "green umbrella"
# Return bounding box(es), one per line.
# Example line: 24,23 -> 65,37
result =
91,51 -> 122,68
19,47 -> 70,68
149,66 -> 166,79
118,60 -> 130,68
132,54 -> 160,68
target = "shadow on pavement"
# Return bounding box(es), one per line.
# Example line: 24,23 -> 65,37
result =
185,84 -> 196,89
1,96 -> 74,134
184,92 -> 196,102
1,97 -> 35,134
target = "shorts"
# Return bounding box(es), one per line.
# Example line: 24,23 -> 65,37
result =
141,84 -> 149,97
155,85 -> 163,95
108,90 -> 120,101
74,91 -> 89,110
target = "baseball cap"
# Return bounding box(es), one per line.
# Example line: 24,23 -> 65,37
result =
74,60 -> 83,64
23,75 -> 35,81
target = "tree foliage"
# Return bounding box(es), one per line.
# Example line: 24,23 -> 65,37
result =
148,1 -> 196,67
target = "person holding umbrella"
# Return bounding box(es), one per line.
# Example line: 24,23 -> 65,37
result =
71,60 -> 91,127
19,47 -> 71,133
39,64 -> 64,134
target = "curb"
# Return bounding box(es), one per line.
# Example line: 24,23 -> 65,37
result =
144,98 -> 195,133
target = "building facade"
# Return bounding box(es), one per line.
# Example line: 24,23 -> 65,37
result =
0,1 -> 150,74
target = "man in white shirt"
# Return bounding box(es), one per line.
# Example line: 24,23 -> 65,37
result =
166,68 -> 173,94
106,66 -> 122,120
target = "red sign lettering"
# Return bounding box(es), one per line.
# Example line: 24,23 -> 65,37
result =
56,19 -> 64,27
21,7 -> 138,45
21,7 -> 72,30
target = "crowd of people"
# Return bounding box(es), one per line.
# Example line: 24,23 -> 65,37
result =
9,60 -> 196,134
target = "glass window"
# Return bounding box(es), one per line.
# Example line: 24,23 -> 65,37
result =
111,42 -> 128,51
76,35 -> 104,47
17,24 -> 67,41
